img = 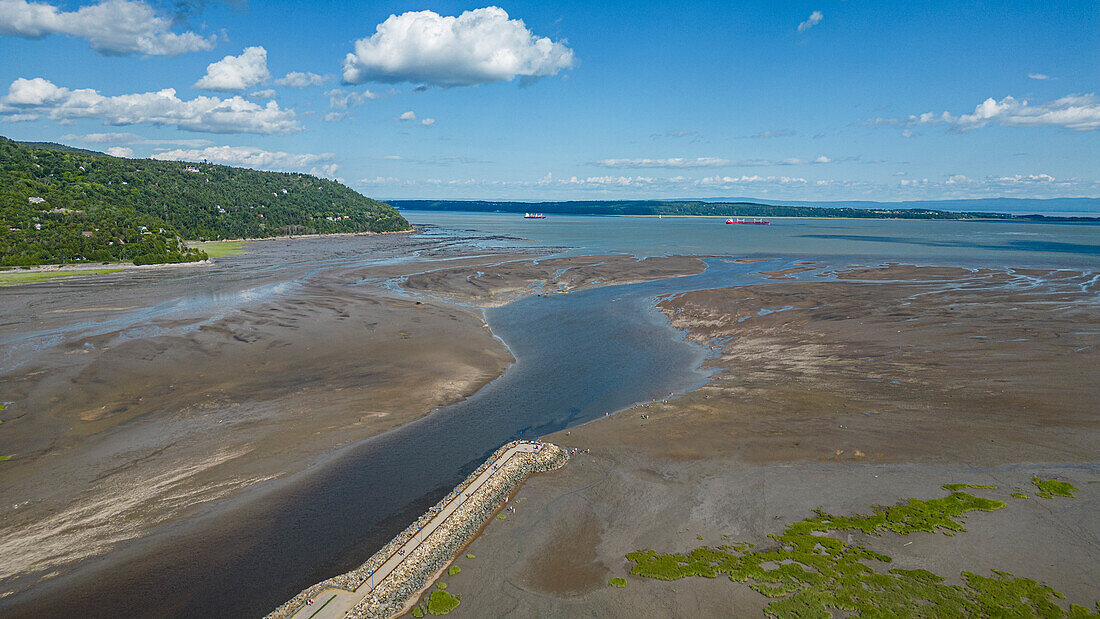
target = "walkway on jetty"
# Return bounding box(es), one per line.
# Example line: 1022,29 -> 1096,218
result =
287,442 -> 544,619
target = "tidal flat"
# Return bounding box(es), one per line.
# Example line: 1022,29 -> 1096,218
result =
442,263 -> 1099,617
1,221 -> 1098,617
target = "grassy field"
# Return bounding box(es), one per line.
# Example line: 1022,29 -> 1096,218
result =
0,269 -> 122,287
189,240 -> 251,258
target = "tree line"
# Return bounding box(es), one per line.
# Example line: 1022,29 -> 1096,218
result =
0,137 -> 410,266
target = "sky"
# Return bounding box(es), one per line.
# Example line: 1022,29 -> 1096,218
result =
0,0 -> 1097,203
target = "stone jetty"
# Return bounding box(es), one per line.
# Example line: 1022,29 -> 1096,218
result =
266,440 -> 568,619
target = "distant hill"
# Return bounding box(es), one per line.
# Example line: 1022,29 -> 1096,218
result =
0,136 -> 410,266
390,199 -> 1098,222
697,197 -> 1100,218
15,141 -> 105,156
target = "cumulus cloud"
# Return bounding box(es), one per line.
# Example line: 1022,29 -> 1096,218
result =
342,6 -> 576,87
248,88 -> 276,99
194,46 -> 270,92
0,0 -> 215,55
1,77 -> 301,134
275,71 -> 331,88
419,117 -> 435,126
326,88 -> 380,110
323,111 -> 346,122
797,10 -> 823,33
398,110 -> 417,121
61,132 -> 213,147
151,145 -> 337,177
875,94 -> 1100,132
105,146 -> 132,157
700,175 -> 806,186
596,156 -> 840,168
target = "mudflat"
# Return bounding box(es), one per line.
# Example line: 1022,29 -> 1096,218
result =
440,264 -> 1099,616
0,234 -> 526,601
403,254 -> 707,306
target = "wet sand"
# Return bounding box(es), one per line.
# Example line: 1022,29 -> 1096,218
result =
0,235 -> 526,603
403,254 -> 707,306
441,264 -> 1100,616
0,235 -> 708,615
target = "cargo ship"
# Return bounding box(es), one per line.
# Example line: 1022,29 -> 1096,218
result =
524,212 -> 546,219
726,218 -> 770,225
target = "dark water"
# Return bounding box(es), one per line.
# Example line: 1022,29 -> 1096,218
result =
5,212 -> 1098,617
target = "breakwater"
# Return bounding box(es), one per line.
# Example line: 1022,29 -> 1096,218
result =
267,441 -> 567,619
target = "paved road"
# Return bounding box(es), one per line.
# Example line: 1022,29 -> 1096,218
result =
288,442 -> 542,619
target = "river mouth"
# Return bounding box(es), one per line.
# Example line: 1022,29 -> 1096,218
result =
0,251 -> 792,618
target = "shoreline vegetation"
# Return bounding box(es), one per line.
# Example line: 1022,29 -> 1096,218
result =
0,137 -> 411,268
390,199 -> 1099,222
625,481 -> 1096,617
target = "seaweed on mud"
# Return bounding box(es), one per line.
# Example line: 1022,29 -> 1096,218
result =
625,484 -> 1095,617
427,590 -> 460,615
1032,477 -> 1078,499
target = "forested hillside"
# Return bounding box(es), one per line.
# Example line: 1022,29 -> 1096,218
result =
0,137 -> 410,266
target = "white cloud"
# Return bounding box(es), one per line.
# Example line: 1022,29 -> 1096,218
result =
323,111 -> 346,122
360,175 -> 402,185
797,10 -> 823,33
105,146 -> 132,157
894,172 -> 1099,198
420,117 -> 435,126
343,6 -> 576,87
598,157 -> 731,168
248,89 -> 276,100
0,0 -> 215,55
596,156 -> 840,168
325,88 -> 380,110
61,132 -> 213,147
699,175 -> 806,186
275,72 -> 331,88
1,77 -> 301,134
1028,73 -> 1053,80
878,94 -> 1100,132
151,145 -> 337,177
194,46 -> 270,92
398,110 -> 417,121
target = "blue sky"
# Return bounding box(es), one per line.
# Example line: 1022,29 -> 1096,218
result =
0,0 -> 1097,203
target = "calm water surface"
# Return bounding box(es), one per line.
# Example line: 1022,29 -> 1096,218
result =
406,210 -> 1100,268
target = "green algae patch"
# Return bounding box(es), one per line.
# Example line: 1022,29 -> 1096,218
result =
1033,477 -> 1077,499
465,553 -> 475,559
0,455 -> 11,461
626,486 -> 1093,617
609,577 -> 627,588
448,566 -> 461,576
1011,492 -> 1029,499
427,590 -> 460,615
412,606 -> 425,618
943,483 -> 997,491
